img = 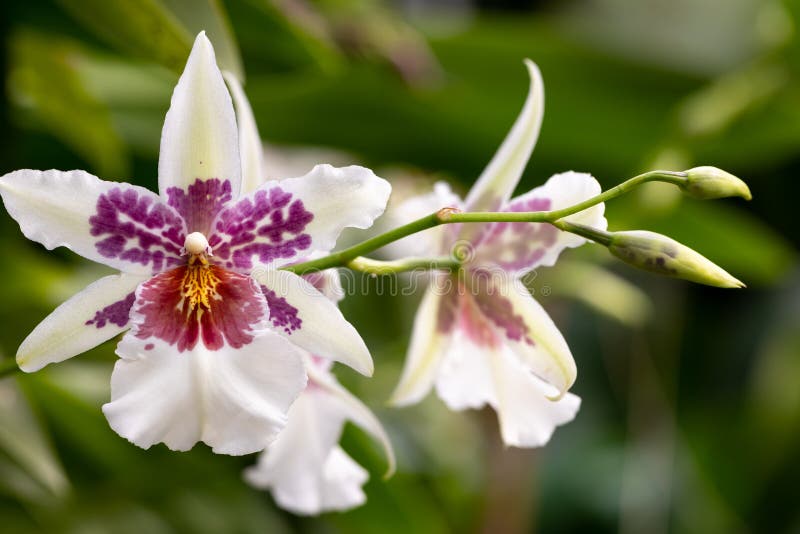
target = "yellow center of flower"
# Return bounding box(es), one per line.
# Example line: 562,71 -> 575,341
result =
180,263 -> 221,312
180,232 -> 219,312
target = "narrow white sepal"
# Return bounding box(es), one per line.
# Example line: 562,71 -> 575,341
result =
306,357 -> 396,478
17,273 -> 148,372
158,32 -> 242,198
223,71 -> 265,194
252,269 -> 374,376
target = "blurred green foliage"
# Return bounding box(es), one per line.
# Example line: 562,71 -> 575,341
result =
0,0 -> 798,532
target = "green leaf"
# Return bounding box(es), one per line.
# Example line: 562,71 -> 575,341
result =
56,0 -> 192,72
8,30 -> 130,178
0,374 -> 69,500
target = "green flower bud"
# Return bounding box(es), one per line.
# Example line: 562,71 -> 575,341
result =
682,166 -> 752,200
608,230 -> 744,288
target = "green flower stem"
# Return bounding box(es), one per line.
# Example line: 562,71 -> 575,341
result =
283,171 -> 686,276
550,220 -> 614,246
0,359 -> 20,379
544,170 -> 686,220
282,211 -> 446,275
347,256 -> 460,275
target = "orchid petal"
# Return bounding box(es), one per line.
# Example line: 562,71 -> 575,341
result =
307,358 -> 396,478
463,59 -> 544,213
270,164 -> 391,260
244,388 -> 368,515
0,169 -> 185,274
434,330 -> 495,410
103,332 -> 306,455
389,285 -> 452,406
480,277 -> 577,398
490,346 -> 580,447
473,172 -> 606,273
432,303 -> 579,448
129,264 -> 270,353
224,71 -> 264,195
158,32 -> 241,202
253,269 -> 373,376
17,273 -> 147,372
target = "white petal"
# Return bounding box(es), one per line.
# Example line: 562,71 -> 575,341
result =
490,345 -> 580,448
253,269 -> 373,376
389,286 -> 452,406
0,169 -> 185,274
434,330 -> 496,411
158,32 -> 241,199
319,447 -> 369,510
488,277 -> 577,399
224,71 -> 264,194
381,181 -> 463,259
463,60 -> 544,213
307,359 -> 396,477
473,172 -> 607,273
272,164 -> 391,258
17,273 -> 147,372
432,318 -> 579,448
103,332 -> 306,456
244,388 -> 366,515
545,171 -> 607,230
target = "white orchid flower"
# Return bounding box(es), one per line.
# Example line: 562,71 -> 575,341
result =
0,32 -> 390,456
389,60 -> 607,447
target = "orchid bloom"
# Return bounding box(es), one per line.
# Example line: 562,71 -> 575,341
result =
389,61 -> 607,447
0,32 -> 390,455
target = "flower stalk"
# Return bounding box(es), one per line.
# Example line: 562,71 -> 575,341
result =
347,256 -> 460,275
284,169 -> 709,276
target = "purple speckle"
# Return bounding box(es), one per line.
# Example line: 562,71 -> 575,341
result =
144,343 -> 154,351
166,178 -> 233,234
436,289 -> 459,335
89,187 -> 185,272
472,272 -> 533,345
209,186 -> 313,272
261,286 -> 302,334
473,196 -> 557,271
86,292 -> 135,329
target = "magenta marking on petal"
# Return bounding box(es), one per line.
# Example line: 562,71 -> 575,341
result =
210,186 -> 313,271
474,196 -> 558,271
166,178 -> 233,234
85,292 -> 135,328
144,343 -> 154,351
472,274 -> 533,346
133,265 -> 267,351
89,188 -> 185,272
436,290 -> 458,334
261,285 -> 302,334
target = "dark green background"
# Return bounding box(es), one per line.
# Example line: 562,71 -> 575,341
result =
0,1 -> 798,532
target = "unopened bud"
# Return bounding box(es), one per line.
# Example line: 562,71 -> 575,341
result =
682,166 -> 752,200
608,230 -> 744,288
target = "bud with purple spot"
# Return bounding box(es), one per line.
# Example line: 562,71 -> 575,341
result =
607,230 -> 745,288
